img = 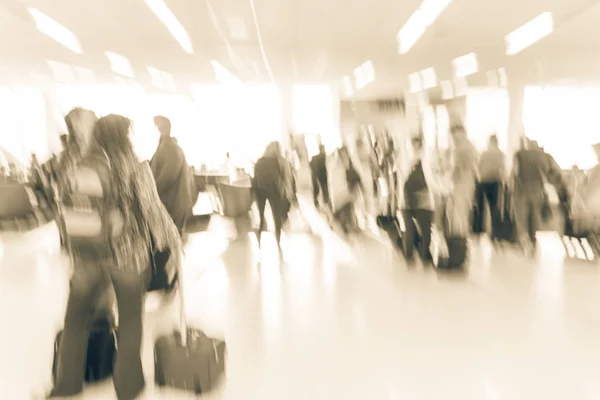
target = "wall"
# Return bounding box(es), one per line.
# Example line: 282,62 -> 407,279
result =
339,94 -> 421,147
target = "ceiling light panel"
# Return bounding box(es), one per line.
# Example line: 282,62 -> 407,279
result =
144,0 -> 193,54
105,51 -> 134,78
354,60 -> 375,89
453,52 -> 478,78
505,12 -> 553,56
147,66 -> 177,91
29,8 -> 82,54
210,60 -> 242,85
420,67 -> 437,89
408,72 -> 423,93
397,0 -> 453,54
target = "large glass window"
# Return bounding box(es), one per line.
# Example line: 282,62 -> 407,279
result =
523,86 -> 599,169
465,88 -> 509,152
191,84 -> 282,169
0,86 -> 48,165
292,84 -> 340,151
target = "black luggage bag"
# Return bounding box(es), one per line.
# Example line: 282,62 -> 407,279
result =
432,197 -> 468,269
153,249 -> 226,395
52,314 -> 117,384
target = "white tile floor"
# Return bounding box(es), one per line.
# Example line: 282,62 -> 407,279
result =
1,206 -> 600,399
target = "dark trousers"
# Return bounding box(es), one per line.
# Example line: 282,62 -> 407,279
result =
401,209 -> 433,261
514,191 -> 544,246
51,259 -> 149,400
256,188 -> 285,246
474,181 -> 502,238
312,173 -> 329,208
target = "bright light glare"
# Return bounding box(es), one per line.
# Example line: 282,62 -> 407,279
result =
453,52 -> 478,78
506,12 -> 553,56
342,76 -> 353,97
28,8 -> 82,54
420,67 -> 437,89
292,84 -> 340,151
47,60 -> 77,83
147,66 -> 177,91
453,77 -> 468,97
105,51 -> 134,78
144,0 -> 193,54
408,72 -> 422,93
210,60 -> 242,85
523,86 -> 599,169
440,80 -> 454,99
353,60 -> 375,89
397,0 -> 453,54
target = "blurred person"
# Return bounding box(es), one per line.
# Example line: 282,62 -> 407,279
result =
150,115 -> 192,236
448,125 -> 478,236
49,114 -> 182,399
399,135 -> 438,263
253,141 -> 293,256
310,144 -> 329,208
333,146 -> 363,233
474,134 -> 506,240
510,137 -> 550,254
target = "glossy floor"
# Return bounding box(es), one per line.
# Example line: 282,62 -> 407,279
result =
1,205 -> 600,399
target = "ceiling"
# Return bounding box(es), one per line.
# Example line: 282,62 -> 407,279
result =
0,0 -> 599,97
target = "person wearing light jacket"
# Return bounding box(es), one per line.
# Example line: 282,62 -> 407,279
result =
398,135 -> 445,264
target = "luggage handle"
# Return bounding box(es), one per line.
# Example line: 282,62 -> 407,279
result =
174,246 -> 190,347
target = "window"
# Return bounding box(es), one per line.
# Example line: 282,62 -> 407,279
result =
292,84 -> 340,151
523,86 -> 598,169
465,88 -> 509,152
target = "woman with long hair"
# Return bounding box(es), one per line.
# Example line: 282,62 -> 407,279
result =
50,114 -> 181,399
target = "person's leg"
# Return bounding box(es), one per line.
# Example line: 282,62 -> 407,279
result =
401,209 -> 417,261
109,265 -> 147,400
529,193 -> 544,246
414,209 -> 434,261
319,174 -> 330,206
513,193 -> 530,249
312,173 -> 320,206
474,182 -> 485,233
484,182 -> 501,240
255,189 -> 267,245
269,193 -> 285,248
50,262 -> 105,397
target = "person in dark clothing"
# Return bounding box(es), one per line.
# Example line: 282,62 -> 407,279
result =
253,141 -> 292,256
474,134 -> 506,240
510,137 -> 550,254
150,116 -> 192,236
401,136 -> 435,263
310,144 -> 329,208
334,146 -> 363,233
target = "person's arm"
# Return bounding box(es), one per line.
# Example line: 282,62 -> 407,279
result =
150,142 -> 183,194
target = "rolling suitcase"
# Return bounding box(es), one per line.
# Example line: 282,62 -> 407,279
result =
432,197 -> 469,269
52,312 -> 117,384
153,251 -> 226,395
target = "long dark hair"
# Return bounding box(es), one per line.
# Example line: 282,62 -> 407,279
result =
90,114 -> 139,213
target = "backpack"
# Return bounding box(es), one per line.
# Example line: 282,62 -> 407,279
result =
59,151 -> 124,260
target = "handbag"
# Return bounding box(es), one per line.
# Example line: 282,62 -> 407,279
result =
147,233 -> 178,292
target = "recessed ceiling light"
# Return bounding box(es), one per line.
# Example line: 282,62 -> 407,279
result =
354,60 -> 375,89
453,52 -> 478,78
29,8 -> 82,54
210,60 -> 242,85
506,12 -> 553,56
105,51 -> 134,78
420,67 -> 437,89
397,0 -> 453,54
408,72 -> 422,93
144,0 -> 193,54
